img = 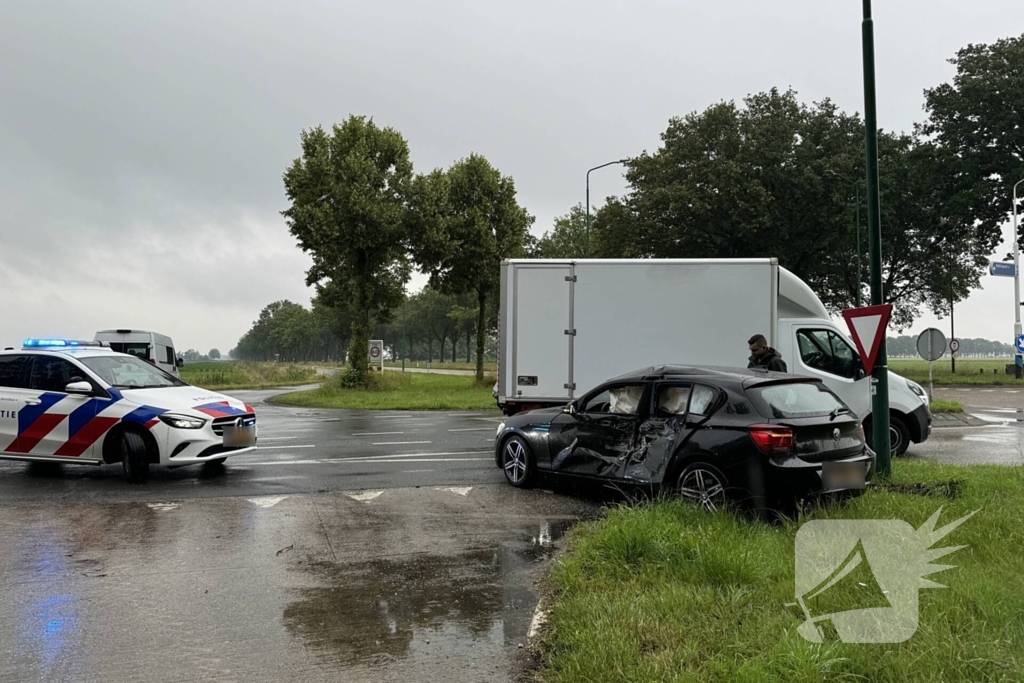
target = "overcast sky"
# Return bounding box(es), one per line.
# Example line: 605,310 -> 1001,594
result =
2,1 -> 1021,354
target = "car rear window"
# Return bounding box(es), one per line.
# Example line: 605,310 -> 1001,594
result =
747,382 -> 846,419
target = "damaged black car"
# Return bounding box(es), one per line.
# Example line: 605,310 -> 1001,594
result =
494,366 -> 875,511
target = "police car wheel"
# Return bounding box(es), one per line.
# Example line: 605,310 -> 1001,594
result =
121,431 -> 149,484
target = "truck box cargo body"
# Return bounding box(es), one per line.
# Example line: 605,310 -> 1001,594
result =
497,258 -> 931,454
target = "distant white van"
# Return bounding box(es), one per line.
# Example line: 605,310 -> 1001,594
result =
93,329 -> 183,377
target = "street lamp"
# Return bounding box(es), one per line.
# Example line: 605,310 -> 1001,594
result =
828,170 -> 863,307
1013,178 -> 1024,379
586,159 -> 629,257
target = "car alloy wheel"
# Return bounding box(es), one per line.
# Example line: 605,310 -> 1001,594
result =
503,437 -> 529,486
677,466 -> 727,513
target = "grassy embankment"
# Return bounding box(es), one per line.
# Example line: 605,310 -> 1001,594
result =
539,459 -> 1023,682
180,361 -> 320,391
273,370 -> 497,411
891,358 -> 1022,386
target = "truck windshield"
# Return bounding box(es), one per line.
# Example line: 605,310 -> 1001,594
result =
747,382 -> 846,419
81,356 -> 186,389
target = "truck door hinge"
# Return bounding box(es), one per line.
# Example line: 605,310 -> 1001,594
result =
564,329 -> 576,336
564,383 -> 576,390
565,275 -> 577,282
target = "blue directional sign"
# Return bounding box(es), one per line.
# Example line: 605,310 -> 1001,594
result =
1016,334 -> 1024,355
990,262 -> 1017,277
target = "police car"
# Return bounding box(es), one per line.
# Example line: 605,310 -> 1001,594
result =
0,339 -> 257,483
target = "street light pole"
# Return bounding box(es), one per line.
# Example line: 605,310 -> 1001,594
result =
1014,179 -> 1023,379
586,159 -> 629,257
862,0 -> 892,476
828,170 -> 864,307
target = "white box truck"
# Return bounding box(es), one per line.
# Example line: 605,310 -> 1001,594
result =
497,258 -> 931,455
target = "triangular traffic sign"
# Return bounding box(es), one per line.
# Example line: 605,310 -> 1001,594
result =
841,304 -> 893,375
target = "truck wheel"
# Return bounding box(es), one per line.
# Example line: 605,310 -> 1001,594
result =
674,462 -> 728,513
865,415 -> 911,457
121,431 -> 149,484
501,436 -> 533,488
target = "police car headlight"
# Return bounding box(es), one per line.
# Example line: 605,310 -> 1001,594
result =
159,414 -> 206,429
496,422 -> 505,437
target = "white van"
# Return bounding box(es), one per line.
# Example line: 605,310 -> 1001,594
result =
94,329 -> 183,377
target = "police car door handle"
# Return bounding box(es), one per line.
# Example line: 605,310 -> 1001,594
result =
24,398 -> 41,406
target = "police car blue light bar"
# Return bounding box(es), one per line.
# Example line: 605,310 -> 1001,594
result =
22,338 -> 105,349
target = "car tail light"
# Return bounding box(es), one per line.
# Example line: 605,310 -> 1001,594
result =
748,425 -> 794,455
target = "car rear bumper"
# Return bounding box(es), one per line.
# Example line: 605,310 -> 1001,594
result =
759,449 -> 876,506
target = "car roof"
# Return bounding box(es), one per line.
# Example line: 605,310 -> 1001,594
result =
609,364 -> 819,387
0,348 -> 130,360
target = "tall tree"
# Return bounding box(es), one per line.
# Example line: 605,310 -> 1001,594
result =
536,204 -> 589,258
409,154 -> 533,379
282,116 -> 412,385
922,34 -> 1024,252
208,349 -> 221,360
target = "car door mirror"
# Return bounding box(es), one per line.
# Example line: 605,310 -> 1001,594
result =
564,401 -> 576,415
65,381 -> 93,395
176,358 -> 185,368
856,368 -> 866,380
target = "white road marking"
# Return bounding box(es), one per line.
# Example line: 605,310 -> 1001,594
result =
257,444 -> 316,450
146,503 -> 179,512
352,431 -> 404,436
347,491 -> 384,502
436,486 -> 472,496
448,428 -> 495,432
255,437 -> 300,441
372,440 -> 431,445
248,495 -> 288,508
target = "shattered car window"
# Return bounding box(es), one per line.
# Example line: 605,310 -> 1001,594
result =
656,385 -> 691,416
688,385 -> 717,415
608,385 -> 644,414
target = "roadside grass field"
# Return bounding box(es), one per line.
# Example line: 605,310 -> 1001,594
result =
890,358 -> 1023,386
539,460 -> 1023,682
180,362 -> 319,390
272,371 -> 498,410
929,400 -> 963,413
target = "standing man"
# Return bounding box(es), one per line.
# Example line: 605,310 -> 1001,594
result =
747,334 -> 788,372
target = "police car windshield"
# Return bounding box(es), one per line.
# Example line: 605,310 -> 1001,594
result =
80,355 -> 186,389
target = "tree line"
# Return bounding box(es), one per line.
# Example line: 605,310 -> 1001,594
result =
229,289 -> 494,365
258,33 -> 1023,380
887,336 -> 1016,359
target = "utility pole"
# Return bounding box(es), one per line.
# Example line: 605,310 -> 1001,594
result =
862,0 -> 891,476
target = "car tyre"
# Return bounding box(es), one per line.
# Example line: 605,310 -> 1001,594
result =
674,462 -> 729,513
865,415 -> 911,456
121,431 -> 149,484
501,436 -> 533,488
206,458 -> 227,466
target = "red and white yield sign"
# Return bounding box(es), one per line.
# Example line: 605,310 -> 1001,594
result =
841,304 -> 893,375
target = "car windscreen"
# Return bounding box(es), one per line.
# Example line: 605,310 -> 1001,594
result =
80,356 -> 186,389
746,382 -> 847,419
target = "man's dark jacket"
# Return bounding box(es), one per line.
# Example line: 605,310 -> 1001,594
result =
748,348 -> 788,372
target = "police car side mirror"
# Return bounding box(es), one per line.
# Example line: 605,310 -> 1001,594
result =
65,381 -> 93,395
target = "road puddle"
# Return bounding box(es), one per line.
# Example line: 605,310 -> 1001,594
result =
282,519 -> 574,671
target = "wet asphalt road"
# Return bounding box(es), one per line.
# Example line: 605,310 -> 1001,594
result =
1,385 -> 1022,681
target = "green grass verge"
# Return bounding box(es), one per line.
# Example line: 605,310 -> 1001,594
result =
271,371 -> 498,410
930,400 -> 964,413
383,360 -> 497,373
180,361 -> 319,390
890,358 -> 1023,386
540,460 -> 1023,682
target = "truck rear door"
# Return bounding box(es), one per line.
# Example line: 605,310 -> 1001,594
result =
511,263 -> 574,401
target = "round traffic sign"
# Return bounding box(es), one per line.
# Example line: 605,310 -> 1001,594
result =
916,328 -> 947,361
949,338 -> 960,354
370,346 -> 381,358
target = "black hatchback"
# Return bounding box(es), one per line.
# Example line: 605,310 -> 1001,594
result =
494,365 -> 875,511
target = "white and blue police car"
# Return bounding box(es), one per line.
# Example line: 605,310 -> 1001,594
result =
0,339 -> 257,482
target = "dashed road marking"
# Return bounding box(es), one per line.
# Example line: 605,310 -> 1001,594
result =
352,431 -> 404,436
146,503 -> 179,512
347,491 -> 384,502
436,486 -> 473,496
248,495 -> 289,508
372,440 -> 431,445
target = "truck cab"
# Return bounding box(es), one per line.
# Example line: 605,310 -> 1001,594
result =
94,329 -> 183,378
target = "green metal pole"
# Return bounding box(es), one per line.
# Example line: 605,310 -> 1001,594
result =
862,0 -> 891,476
856,184 -> 862,307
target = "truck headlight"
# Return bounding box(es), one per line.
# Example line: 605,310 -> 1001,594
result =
907,380 -> 927,400
158,413 -> 206,429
